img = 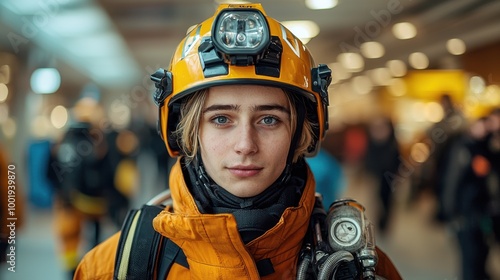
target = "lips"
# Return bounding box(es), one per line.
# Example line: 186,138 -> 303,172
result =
227,165 -> 262,177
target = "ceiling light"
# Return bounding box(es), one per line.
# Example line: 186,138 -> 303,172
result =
360,41 -> 385,59
0,84 -> 8,102
305,0 -> 338,10
424,102 -> 444,123
392,22 -> 416,40
470,76 -> 486,95
408,52 -> 429,69
386,60 -> 407,77
446,38 -> 466,55
50,105 -> 68,129
337,52 -> 364,72
281,20 -> 320,44
30,68 -> 61,94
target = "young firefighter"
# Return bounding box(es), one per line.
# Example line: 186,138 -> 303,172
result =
74,3 -> 402,279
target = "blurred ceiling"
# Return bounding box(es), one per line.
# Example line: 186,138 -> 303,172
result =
1,0 -> 500,96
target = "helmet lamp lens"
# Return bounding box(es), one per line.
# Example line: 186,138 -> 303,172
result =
214,11 -> 269,54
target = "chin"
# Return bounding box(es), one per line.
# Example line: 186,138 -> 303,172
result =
228,184 -> 267,198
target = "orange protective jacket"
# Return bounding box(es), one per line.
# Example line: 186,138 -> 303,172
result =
74,159 -> 402,279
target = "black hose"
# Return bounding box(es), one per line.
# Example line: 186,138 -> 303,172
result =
296,254 -> 312,280
317,251 -> 354,280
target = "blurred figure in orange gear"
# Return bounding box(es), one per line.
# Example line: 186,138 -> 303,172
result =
47,97 -> 111,279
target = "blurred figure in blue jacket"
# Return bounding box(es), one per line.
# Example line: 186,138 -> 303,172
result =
306,147 -> 346,209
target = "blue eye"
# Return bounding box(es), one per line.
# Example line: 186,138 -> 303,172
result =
213,115 -> 229,124
261,116 -> 278,125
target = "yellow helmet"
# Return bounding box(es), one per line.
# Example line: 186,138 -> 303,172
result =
151,3 -> 331,157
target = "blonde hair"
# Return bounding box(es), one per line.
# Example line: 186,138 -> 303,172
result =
174,89 -> 314,163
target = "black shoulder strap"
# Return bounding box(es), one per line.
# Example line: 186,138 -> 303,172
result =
156,238 -> 188,279
113,204 -> 188,280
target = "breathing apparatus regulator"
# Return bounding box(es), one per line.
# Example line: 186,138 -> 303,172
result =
297,197 -> 384,280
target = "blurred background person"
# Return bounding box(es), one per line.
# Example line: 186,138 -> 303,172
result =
485,108 -> 500,247
100,127 -> 138,228
419,94 -> 467,223
363,116 -> 401,235
129,100 -> 176,209
440,116 -> 493,280
46,98 -> 111,279
341,124 -> 368,168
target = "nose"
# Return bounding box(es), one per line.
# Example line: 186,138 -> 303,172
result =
234,124 -> 258,155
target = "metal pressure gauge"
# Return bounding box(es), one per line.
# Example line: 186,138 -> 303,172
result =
326,199 -> 366,252
331,217 -> 361,247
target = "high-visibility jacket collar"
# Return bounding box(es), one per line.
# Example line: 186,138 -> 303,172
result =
153,158 -> 316,279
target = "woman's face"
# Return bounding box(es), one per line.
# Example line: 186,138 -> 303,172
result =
199,84 -> 292,197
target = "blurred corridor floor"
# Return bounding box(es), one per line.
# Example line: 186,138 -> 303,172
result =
1,166 -> 500,280
1,207 -> 66,280
0,206 -> 118,280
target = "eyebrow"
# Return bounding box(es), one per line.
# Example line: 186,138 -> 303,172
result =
203,104 -> 290,114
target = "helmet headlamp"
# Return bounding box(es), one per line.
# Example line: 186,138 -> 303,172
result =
212,9 -> 270,58
152,3 -> 332,158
